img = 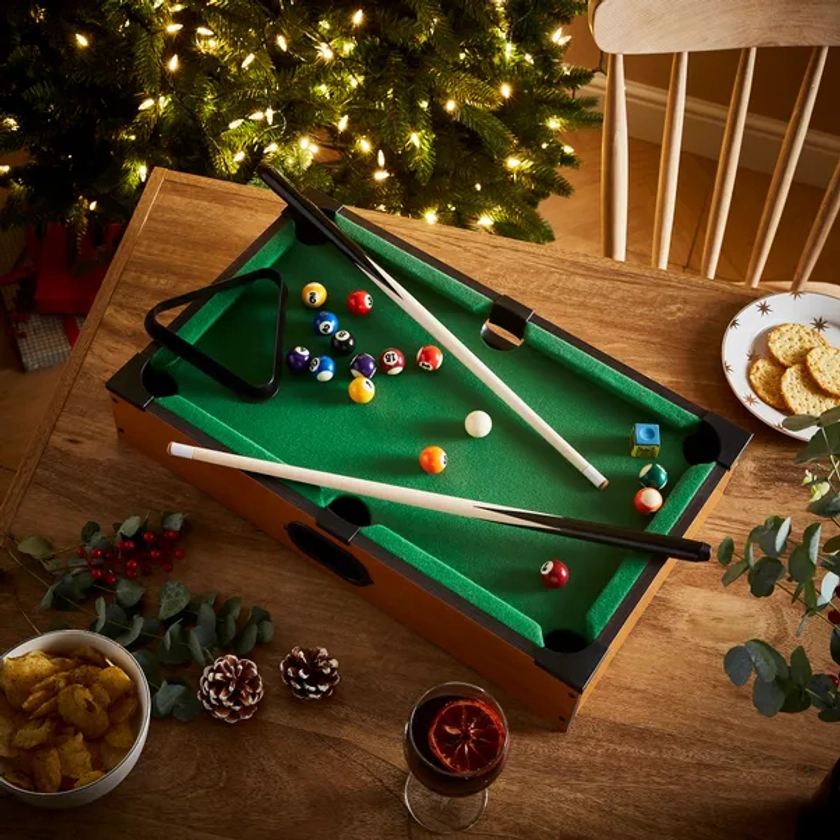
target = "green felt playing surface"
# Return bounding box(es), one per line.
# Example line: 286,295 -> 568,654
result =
151,215 -> 714,648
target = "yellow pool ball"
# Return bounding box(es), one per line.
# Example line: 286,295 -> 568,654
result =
302,282 -> 327,308
349,377 -> 375,404
419,445 -> 448,474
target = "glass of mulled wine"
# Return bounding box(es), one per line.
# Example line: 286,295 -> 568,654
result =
402,681 -> 509,834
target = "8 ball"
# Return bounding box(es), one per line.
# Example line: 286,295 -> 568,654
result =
331,329 -> 356,356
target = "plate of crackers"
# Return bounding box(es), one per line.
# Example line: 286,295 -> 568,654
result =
722,292 -> 840,441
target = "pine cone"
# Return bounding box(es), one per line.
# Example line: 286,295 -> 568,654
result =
197,654 -> 264,723
280,646 -> 340,701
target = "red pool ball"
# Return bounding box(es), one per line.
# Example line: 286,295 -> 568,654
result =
417,345 -> 443,372
634,487 -> 663,515
380,347 -> 406,375
540,560 -> 569,589
347,289 -> 373,316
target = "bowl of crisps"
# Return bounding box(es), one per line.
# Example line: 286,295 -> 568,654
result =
0,629 -> 151,808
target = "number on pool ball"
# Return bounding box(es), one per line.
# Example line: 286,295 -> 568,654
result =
417,345 -> 443,372
419,446 -> 447,474
309,356 -> 336,382
634,487 -> 663,515
379,348 -> 406,375
302,282 -> 327,308
286,346 -> 311,374
314,311 -> 339,336
638,462 -> 668,490
347,290 -> 373,316
331,329 -> 356,356
465,410 -> 492,438
540,560 -> 569,589
350,353 -> 377,379
348,377 -> 376,404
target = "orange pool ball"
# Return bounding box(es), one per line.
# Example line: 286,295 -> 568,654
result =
419,446 -> 448,474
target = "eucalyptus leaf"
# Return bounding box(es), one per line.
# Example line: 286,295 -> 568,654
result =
162,512 -> 186,532
234,622 -> 258,656
244,606 -> 271,627
795,430 -> 832,464
132,649 -> 161,687
118,516 -> 143,538
753,677 -> 786,717
194,603 -> 217,647
724,646 -> 753,686
790,646 -> 812,686
94,597 -> 107,632
158,621 -> 192,665
138,616 -> 162,646
48,574 -> 83,611
792,581 -> 805,604
823,554 -> 840,575
717,537 -> 735,567
745,639 -> 788,682
256,620 -> 274,644
789,544 -> 817,584
784,414 -> 818,431
744,541 -> 755,569
217,613 -> 237,646
187,630 -> 207,667
115,578 -> 146,609
218,597 -> 242,621
172,691 -> 202,723
99,604 -> 129,640
804,579 -> 818,611
808,494 -> 840,517
818,406 -> 840,427
824,535 -> 840,554
16,536 -> 54,560
748,557 -> 784,597
832,627 -> 840,668
116,614 -> 145,647
808,674 -> 837,710
158,580 -> 191,621
779,681 -> 811,714
88,533 -> 111,552
796,613 -> 811,637
818,709 -> 840,722
152,681 -> 188,718
803,523 -> 822,562
757,518 -> 790,558
80,521 -> 100,543
722,560 -> 749,587
819,572 -> 840,607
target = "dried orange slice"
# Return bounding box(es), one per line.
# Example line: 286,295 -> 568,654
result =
428,698 -> 505,774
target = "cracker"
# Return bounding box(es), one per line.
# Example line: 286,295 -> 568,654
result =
748,358 -> 787,410
806,344 -> 840,397
780,364 -> 840,415
767,323 -> 827,367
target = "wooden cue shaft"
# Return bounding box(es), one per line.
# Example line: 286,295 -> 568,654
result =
168,443 -> 710,562
257,166 -> 608,491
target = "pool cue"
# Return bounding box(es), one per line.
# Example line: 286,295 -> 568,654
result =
168,443 -> 710,562
258,165 -> 609,492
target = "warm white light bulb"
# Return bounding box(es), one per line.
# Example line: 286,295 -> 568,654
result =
319,20 -> 330,30
500,83 -> 511,98
359,138 -> 371,153
547,118 -> 561,130
524,53 -> 534,64
3,118 -> 18,131
89,200 -> 98,210
138,164 -> 148,181
241,53 -> 255,69
506,156 -> 521,169
264,142 -> 279,153
300,137 -> 311,149
170,3 -> 185,11
0,165 -> 10,174
233,151 -> 246,163
75,33 -> 89,47
228,118 -> 244,129
138,98 -> 155,111
196,27 -> 214,36
505,42 -> 513,59
318,43 -> 334,60
474,183 -> 482,191
276,35 -> 288,51
424,211 -> 438,224
419,100 -> 429,109
309,144 -> 319,154
551,27 -> 571,46
338,115 -> 349,131
166,23 -> 183,33
207,38 -> 217,48
249,111 -> 264,121
477,215 -> 493,227
265,107 -> 274,125
444,100 -> 456,112
562,144 -> 575,154
352,9 -> 363,25
167,54 -> 179,71
377,149 -> 385,166
409,132 -> 420,148
373,169 -> 389,181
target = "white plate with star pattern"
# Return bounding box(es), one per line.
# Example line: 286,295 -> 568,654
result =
722,292 -> 840,441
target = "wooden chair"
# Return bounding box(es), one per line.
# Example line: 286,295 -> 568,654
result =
589,0 -> 840,289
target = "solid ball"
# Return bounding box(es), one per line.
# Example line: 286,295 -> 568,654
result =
638,462 -> 668,490
634,487 -> 663,515
419,446 -> 447,474
314,311 -> 339,337
309,355 -> 336,382
285,345 -> 311,374
540,560 -> 570,589
465,410 -> 492,438
302,282 -> 327,308
417,345 -> 443,372
379,348 -> 406,376
331,329 -> 356,356
349,377 -> 376,404
347,289 -> 373,316
350,353 -> 377,379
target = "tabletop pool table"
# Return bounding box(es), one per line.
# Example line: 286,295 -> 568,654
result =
107,194 -> 751,729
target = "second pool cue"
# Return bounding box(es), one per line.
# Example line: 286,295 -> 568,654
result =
168,442 -> 710,562
258,165 -> 608,491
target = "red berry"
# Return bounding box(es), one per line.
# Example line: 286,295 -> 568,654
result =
123,540 -> 136,552
829,610 -> 840,625
173,548 -> 186,560
90,567 -> 103,580
105,551 -> 116,562
161,561 -> 174,573
150,549 -> 163,561
90,548 -> 102,560
116,541 -> 125,551
540,559 -> 570,589
164,529 -> 180,541
142,531 -> 156,544
125,559 -> 139,572
76,547 -> 87,559
104,573 -> 117,587
831,675 -> 840,689
125,568 -> 139,580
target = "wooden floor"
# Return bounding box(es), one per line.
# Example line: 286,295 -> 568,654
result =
1,129 -> 838,506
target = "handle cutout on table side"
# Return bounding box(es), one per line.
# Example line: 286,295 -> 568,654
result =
286,522 -> 372,586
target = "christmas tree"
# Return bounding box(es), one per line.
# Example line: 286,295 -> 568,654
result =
0,0 -> 598,243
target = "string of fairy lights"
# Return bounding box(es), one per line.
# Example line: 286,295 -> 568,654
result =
0,1 -> 579,231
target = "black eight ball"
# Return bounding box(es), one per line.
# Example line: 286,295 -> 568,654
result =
331,329 -> 356,356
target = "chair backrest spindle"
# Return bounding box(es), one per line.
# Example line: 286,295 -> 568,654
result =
601,52 -> 628,262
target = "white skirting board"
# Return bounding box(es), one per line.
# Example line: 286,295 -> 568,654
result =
582,74 -> 839,190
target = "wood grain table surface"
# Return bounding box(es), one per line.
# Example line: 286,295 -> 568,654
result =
0,169 -> 833,839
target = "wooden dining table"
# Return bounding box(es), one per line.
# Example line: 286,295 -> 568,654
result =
0,169 -> 833,839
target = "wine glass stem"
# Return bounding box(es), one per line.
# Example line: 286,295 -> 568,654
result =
404,773 -> 488,835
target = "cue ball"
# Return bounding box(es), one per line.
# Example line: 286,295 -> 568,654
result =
634,487 -> 663,515
331,329 -> 356,356
540,560 -> 569,589
465,411 -> 492,438
302,282 -> 327,308
309,355 -> 336,382
416,345 -> 443,372
638,462 -> 668,490
350,353 -> 377,379
419,446 -> 447,474
314,311 -> 339,336
379,348 -> 406,375
348,377 -> 376,404
347,290 -> 373,316
285,345 -> 311,374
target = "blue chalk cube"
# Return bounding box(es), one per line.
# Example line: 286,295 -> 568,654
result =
630,423 -> 660,458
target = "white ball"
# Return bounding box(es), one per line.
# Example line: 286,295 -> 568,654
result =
465,410 -> 492,438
